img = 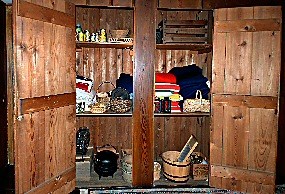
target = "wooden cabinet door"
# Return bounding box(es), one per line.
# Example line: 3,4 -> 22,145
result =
210,6 -> 281,193
13,1 -> 76,193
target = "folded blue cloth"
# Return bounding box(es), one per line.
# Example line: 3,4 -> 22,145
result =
169,64 -> 202,81
168,65 -> 210,100
116,73 -> 133,94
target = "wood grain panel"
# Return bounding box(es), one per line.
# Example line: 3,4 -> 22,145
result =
116,117 -> 132,150
88,0 -> 111,6
211,165 -> 275,185
154,117 -> 164,161
246,182 -> 274,194
248,109 -> 277,172
20,92 -> 76,114
254,6 -> 282,19
16,17 -> 32,99
158,0 -> 202,9
211,32 -> 226,93
113,0 -> 134,7
221,178 -> 247,193
251,31 -> 281,96
222,106 -> 249,167
215,19 -> 281,33
34,111 -> 46,186
6,4 -> 14,166
43,22 -> 55,96
164,117 -> 180,151
26,167 -> 75,194
226,7 -> 253,20
66,105 -> 76,168
276,4 -> 285,185
18,0 -> 74,28
31,19 -> 45,97
225,31 -> 252,95
203,0 -> 282,9
213,94 -> 278,109
67,0 -> 87,6
65,27 -> 76,93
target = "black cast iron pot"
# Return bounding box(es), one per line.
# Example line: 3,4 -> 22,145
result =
94,150 -> 118,179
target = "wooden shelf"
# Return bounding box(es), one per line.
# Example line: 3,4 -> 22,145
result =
154,112 -> 210,117
76,41 -> 133,49
76,168 -> 208,189
76,42 -> 212,53
76,112 -> 210,117
76,112 -> 132,117
156,44 -> 212,53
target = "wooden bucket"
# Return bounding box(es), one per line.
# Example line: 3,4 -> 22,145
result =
161,151 -> 191,182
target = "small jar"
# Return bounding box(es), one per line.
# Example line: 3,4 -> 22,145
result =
162,97 -> 171,113
154,97 -> 162,113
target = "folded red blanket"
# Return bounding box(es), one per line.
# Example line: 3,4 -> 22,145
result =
155,73 -> 176,83
76,82 -> 90,93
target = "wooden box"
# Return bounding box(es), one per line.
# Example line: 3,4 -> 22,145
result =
190,152 -> 209,181
160,19 -> 208,44
76,146 -> 94,180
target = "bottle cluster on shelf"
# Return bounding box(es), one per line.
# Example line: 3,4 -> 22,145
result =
75,24 -> 133,44
76,24 -> 107,43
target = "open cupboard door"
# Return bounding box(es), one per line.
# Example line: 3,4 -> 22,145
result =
210,6 -> 282,193
13,0 -> 76,193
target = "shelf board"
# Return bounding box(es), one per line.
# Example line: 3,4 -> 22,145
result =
77,112 -> 132,117
76,41 -> 133,49
76,168 -> 208,189
76,42 -> 212,53
156,43 -> 212,53
76,112 -> 210,117
154,112 -> 210,117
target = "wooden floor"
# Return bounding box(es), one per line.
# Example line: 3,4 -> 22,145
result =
76,167 -> 208,189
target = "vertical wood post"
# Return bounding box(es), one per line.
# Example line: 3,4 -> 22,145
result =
132,0 -> 156,187
277,5 -> 285,184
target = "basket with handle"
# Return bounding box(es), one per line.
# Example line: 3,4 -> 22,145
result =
183,90 -> 210,113
108,87 -> 132,113
96,81 -> 115,105
90,81 -> 115,113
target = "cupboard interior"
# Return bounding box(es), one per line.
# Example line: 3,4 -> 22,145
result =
75,5 -> 212,187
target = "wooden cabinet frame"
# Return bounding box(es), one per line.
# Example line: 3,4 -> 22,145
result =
1,0 -> 284,193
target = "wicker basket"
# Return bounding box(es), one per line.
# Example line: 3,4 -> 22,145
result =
161,151 -> 191,182
90,103 -> 107,113
96,81 -> 115,108
109,29 -> 129,39
108,99 -> 132,113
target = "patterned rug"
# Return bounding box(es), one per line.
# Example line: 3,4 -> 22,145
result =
76,185 -> 285,194
87,187 -> 238,194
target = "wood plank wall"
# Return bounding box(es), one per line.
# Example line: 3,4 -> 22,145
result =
0,0 -> 8,177
76,7 -> 212,160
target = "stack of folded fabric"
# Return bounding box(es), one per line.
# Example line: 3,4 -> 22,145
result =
168,64 -> 210,101
155,73 -> 183,113
76,75 -> 96,111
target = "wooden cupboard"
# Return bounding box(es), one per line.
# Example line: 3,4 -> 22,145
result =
211,6 -> 283,193
1,0 -> 284,193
